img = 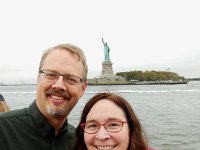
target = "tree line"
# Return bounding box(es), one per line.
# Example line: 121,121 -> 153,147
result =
116,70 -> 186,81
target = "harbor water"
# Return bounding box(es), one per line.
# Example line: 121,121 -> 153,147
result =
0,81 -> 200,150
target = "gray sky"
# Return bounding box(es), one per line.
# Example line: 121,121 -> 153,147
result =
0,0 -> 200,84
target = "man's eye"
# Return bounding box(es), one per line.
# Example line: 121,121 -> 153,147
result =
64,76 -> 78,84
46,73 -> 57,78
69,77 -> 77,82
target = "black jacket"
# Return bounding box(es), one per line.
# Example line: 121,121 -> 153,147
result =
0,100 -> 75,150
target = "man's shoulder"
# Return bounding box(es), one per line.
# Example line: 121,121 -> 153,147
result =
0,108 -> 28,121
64,123 -> 76,146
64,123 -> 76,137
68,123 -> 76,131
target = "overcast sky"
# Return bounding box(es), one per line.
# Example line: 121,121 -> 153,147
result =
0,0 -> 200,84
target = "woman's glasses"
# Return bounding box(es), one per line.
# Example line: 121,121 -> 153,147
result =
81,121 -> 127,134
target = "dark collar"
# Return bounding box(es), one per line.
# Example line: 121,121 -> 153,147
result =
28,100 -> 68,138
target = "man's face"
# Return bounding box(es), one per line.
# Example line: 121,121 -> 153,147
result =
36,49 -> 87,120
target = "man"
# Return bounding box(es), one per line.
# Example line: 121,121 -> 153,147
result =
0,43 -> 88,150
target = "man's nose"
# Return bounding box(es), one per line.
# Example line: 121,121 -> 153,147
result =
52,76 -> 66,90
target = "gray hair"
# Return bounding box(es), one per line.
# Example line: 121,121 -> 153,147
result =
39,43 -> 88,80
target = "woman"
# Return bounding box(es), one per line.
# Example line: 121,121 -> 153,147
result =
0,94 -> 10,112
75,92 -> 152,150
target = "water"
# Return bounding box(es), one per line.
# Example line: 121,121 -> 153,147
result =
1,81 -> 200,150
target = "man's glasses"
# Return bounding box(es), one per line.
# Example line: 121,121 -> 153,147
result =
81,121 -> 127,134
39,70 -> 84,85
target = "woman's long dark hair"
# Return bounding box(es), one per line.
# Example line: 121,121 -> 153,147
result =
74,92 -> 148,150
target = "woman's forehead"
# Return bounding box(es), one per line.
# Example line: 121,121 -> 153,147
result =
86,99 -> 127,122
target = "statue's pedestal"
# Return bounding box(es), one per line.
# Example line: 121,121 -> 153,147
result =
88,60 -> 128,85
101,60 -> 114,76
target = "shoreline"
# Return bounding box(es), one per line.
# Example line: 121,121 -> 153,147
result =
88,80 -> 189,85
1,79 -> 200,86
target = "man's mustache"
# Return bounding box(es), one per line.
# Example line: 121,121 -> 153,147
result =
45,88 -> 71,100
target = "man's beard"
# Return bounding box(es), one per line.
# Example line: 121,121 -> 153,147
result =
45,88 -> 71,117
47,105 -> 66,117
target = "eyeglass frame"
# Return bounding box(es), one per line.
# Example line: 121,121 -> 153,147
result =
81,120 -> 127,134
39,70 -> 85,85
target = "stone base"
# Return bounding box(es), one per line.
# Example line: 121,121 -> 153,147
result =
88,60 -> 128,85
88,75 -> 128,85
101,60 -> 114,75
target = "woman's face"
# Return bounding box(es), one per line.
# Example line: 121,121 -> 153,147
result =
84,99 -> 129,150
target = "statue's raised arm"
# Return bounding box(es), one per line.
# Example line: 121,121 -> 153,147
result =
101,38 -> 110,61
102,38 -> 105,45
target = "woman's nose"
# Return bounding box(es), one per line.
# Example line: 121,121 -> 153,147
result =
95,126 -> 110,141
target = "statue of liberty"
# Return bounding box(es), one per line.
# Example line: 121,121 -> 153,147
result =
102,38 -> 110,61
